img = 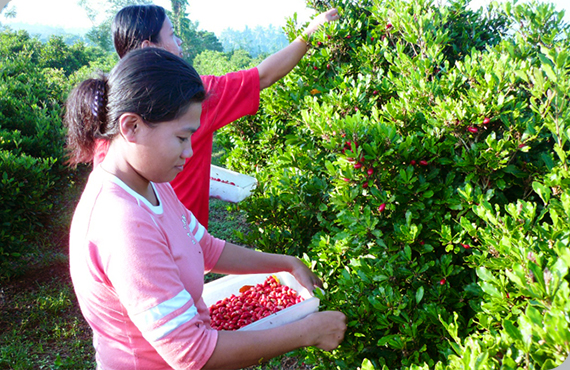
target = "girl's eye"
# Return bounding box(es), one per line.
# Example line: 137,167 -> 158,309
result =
178,137 -> 189,142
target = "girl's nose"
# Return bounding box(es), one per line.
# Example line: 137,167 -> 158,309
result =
182,145 -> 193,159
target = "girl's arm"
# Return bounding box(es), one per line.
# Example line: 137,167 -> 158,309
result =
256,8 -> 340,90
211,242 -> 322,292
202,310 -> 347,370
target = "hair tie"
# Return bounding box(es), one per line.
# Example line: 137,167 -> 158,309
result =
91,80 -> 106,119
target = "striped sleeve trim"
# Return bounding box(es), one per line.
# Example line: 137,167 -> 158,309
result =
189,213 -> 205,242
131,289 -> 198,341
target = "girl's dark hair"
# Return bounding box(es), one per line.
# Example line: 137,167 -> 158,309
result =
64,47 -> 205,166
112,4 -> 166,58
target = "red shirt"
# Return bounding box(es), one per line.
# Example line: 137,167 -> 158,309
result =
93,68 -> 260,228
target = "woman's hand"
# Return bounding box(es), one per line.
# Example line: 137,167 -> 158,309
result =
303,8 -> 340,37
288,257 -> 323,295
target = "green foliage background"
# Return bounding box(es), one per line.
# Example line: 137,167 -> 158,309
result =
0,29 -> 114,276
215,0 -> 570,369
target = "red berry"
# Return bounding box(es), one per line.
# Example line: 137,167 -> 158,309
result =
461,243 -> 470,249
371,36 -> 374,41
419,241 -> 425,245
378,203 -> 386,212
386,23 -> 392,29
346,35 -> 351,39
373,90 -> 378,95
354,162 -> 363,169
343,177 -> 350,182
518,143 -> 525,148
483,117 -> 491,125
468,127 -> 478,133
410,160 -> 416,165
419,160 -> 428,166
327,64 -> 331,69
362,182 -> 369,188
317,41 -> 322,46
313,66 -> 318,70
367,168 -> 374,176
440,278 -> 446,285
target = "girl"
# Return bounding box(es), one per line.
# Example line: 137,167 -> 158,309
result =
66,48 -> 346,370
93,4 -> 341,229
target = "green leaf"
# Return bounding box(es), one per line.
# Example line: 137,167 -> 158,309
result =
416,286 -> 424,304
532,181 -> 551,204
359,358 -> 375,370
503,320 -> 523,342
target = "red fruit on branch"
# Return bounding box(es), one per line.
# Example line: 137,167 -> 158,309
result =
440,278 -> 446,285
468,127 -> 478,133
313,66 -> 318,70
419,160 -> 428,166
378,203 -> 386,212
461,243 -> 470,249
483,117 -> 491,125
410,160 -> 416,165
363,182 -> 369,188
386,23 -> 392,29
354,162 -> 363,169
317,41 -> 323,46
367,168 -> 374,176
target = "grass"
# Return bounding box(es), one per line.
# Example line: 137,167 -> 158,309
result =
0,136 -> 309,370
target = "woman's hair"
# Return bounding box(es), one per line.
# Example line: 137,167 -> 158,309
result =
112,4 -> 167,58
64,47 -> 205,166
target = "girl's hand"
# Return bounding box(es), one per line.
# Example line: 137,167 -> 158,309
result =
289,257 -> 323,295
304,8 -> 340,36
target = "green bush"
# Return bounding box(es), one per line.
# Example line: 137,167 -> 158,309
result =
0,29 -> 111,276
216,0 -> 569,368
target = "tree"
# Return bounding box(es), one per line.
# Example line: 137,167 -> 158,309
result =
79,0 -> 153,51
79,0 -> 222,61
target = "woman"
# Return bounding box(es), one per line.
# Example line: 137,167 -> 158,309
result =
66,47 -> 346,370
93,4 -> 340,229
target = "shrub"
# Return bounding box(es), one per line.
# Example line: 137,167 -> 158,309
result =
216,0 -> 570,368
0,30 -> 111,276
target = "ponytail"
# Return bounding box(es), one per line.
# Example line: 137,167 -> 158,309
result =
64,75 -> 116,166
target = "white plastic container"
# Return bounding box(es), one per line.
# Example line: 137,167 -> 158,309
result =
202,272 -> 320,331
209,165 -> 258,203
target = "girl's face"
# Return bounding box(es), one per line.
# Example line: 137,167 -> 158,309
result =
130,102 -> 201,185
154,16 -> 183,57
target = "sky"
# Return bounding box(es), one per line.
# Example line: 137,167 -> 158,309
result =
0,0 -> 316,36
0,0 -> 568,36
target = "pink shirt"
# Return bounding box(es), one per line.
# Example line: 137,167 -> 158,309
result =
70,167 -> 225,369
93,68 -> 260,229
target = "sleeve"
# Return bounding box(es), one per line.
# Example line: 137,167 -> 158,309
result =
184,208 -> 226,273
100,207 -> 218,370
200,68 -> 261,133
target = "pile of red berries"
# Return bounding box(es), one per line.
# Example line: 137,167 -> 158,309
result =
209,275 -> 304,331
210,176 -> 236,186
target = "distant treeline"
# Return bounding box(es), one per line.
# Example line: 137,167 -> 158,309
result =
0,22 -> 288,60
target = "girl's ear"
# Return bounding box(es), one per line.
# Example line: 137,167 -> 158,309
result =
141,40 -> 154,49
119,113 -> 143,143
